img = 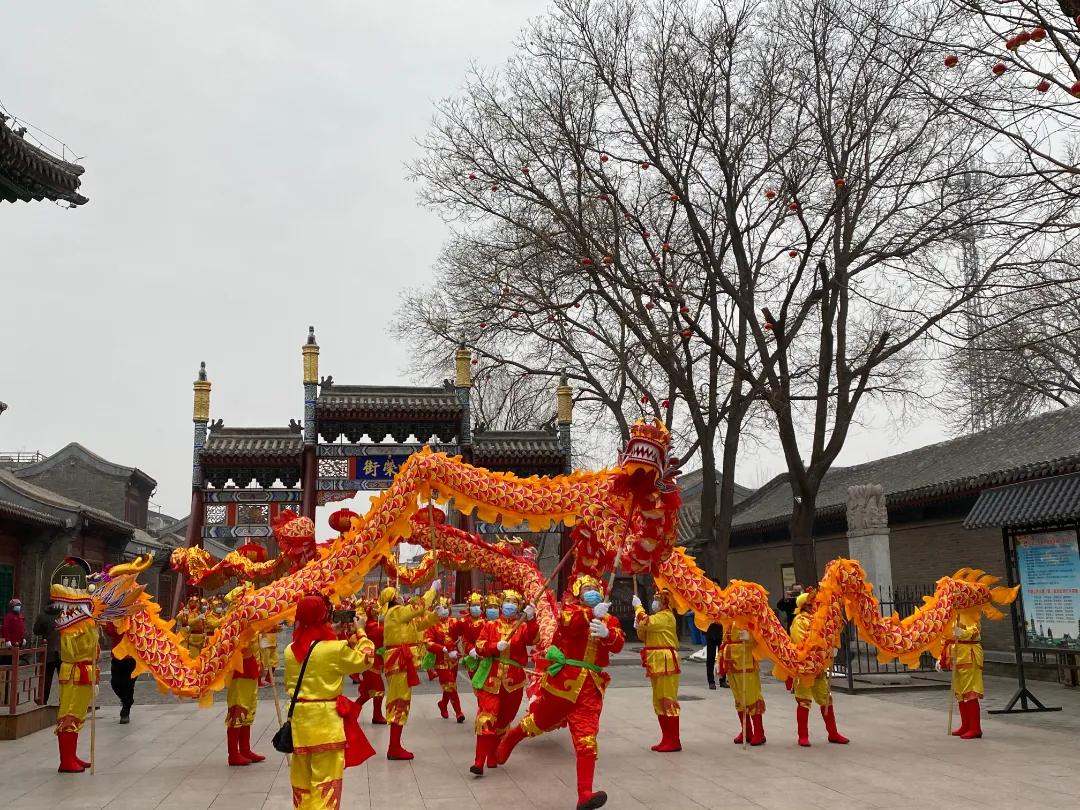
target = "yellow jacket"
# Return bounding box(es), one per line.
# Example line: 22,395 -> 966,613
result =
721,629 -> 759,673
790,612 -> 835,669
383,589 -> 439,673
59,620 -> 98,685
634,607 -> 680,676
284,637 -> 374,752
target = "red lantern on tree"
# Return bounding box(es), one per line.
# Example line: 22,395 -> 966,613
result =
598,192 -> 609,201
788,201 -> 800,212
479,321 -> 487,329
491,183 -> 500,191
646,302 -> 655,310
624,212 -> 633,221
521,166 -> 530,175
944,54 -> 959,68
1006,36 -> 1019,52
679,304 -> 690,315
468,172 -> 478,180
661,242 -> 672,252
600,152 -> 609,162
640,162 -> 650,170
642,231 -> 651,239
788,250 -> 798,258
679,328 -> 692,338
661,399 -> 670,409
834,177 -> 846,189
602,254 -> 614,265
669,193 -> 680,201
1030,27 -> 1046,42
765,189 -> 777,200
1016,31 -> 1030,46
1036,79 -> 1051,93
1072,80 -> 1080,98
640,395 -> 649,404
992,62 -> 1006,77
581,257 -> 594,267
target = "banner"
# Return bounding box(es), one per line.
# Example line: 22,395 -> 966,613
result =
1015,530 -> 1080,650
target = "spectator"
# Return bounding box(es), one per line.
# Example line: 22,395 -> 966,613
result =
33,604 -> 62,704
705,621 -> 728,690
103,623 -> 136,724
3,598 -> 26,645
776,585 -> 803,630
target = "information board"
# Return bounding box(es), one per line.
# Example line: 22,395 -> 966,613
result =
1015,529 -> 1080,651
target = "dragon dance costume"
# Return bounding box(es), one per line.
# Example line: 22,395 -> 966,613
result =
789,590 -> 848,747
222,585 -> 264,766
470,589 -> 538,775
425,596 -> 465,723
939,610 -> 985,740
355,599 -> 386,724
286,594 -> 376,810
380,581 -> 440,760
498,575 -> 625,810
719,627 -> 765,745
51,583 -> 98,774
632,589 -> 681,752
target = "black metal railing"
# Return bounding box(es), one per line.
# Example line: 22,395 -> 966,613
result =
833,584 -> 938,690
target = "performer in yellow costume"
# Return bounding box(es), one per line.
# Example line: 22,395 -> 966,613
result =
260,624 -> 281,687
719,625 -> 765,745
380,580 -> 441,760
224,585 -> 265,766
789,590 -> 848,747
631,588 -> 681,752
287,594 -> 376,810
51,583 -> 99,773
186,600 -> 209,658
938,608 -> 985,739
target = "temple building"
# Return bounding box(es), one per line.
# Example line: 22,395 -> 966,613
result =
1,110 -> 87,206
182,328 -> 574,600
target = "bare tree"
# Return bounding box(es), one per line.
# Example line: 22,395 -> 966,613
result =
407,0 -> 1074,584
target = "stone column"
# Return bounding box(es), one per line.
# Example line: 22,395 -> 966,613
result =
845,484 -> 893,598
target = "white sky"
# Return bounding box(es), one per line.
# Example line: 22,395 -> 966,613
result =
0,1 -> 950,528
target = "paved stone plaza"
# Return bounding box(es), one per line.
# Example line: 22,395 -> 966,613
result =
3,669 -> 1079,810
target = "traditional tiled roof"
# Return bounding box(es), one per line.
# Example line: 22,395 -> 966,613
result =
201,427 -> 303,460
0,497 -> 65,527
732,406 -> 1080,533
14,442 -> 156,491
0,117 -> 87,205
676,468 -> 755,543
0,469 -> 134,534
316,385 -> 463,419
964,472 -> 1080,530
473,430 -> 566,464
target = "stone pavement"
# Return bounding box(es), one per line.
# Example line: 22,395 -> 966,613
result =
4,672 -> 1080,810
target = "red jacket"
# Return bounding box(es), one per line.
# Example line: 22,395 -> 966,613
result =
540,604 -> 624,701
474,617 -> 538,693
2,611 -> 25,645
453,615 -> 487,650
365,618 -> 384,673
424,620 -> 460,672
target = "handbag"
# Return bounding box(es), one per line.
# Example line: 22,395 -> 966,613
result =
272,640 -> 320,754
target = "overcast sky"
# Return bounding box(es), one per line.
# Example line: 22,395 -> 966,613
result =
1,1 -> 949,527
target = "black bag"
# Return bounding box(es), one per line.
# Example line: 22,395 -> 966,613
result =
271,640 -> 320,754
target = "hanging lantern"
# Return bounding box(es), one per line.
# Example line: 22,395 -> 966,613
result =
944,54 -> 959,68
992,62 -> 1006,76
600,152 -> 610,162
1030,27 -> 1046,42
765,189 -> 777,200
640,162 -> 650,170
1036,79 -> 1051,93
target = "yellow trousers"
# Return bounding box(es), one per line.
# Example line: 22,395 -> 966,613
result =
649,674 -> 680,717
226,677 -> 258,728
290,749 -> 344,810
954,664 -> 984,701
794,673 -> 831,707
730,670 -> 764,715
384,671 -> 413,726
56,682 -> 93,734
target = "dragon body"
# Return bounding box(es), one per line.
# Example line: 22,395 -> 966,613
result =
106,422 -> 1014,698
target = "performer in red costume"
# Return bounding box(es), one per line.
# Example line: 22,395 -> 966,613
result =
469,589 -> 538,776
497,575 -> 625,810
354,597 -> 386,725
224,586 -> 265,766
424,596 -> 465,723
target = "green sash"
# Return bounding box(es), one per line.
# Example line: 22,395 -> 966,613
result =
544,645 -> 602,677
420,651 -> 436,671
471,655 -> 522,690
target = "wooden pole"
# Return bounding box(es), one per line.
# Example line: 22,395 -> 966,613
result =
90,633 -> 99,774
947,642 -> 957,735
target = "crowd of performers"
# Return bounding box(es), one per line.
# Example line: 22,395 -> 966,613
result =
43,566 -> 991,810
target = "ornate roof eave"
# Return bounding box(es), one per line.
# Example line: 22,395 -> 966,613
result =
0,118 -> 87,205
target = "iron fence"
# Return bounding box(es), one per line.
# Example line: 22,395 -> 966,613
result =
833,584 -> 939,691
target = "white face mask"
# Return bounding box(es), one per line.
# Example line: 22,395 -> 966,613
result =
436,607 -> 450,619
650,600 -> 661,613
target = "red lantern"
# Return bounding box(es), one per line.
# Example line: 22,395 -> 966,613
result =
624,212 -> 633,221
602,254 -> 614,265
679,304 -> 690,314
765,189 -> 777,200
598,192 -> 609,201
640,395 -> 649,404
1072,80 -> 1080,98
944,54 -> 959,68
661,399 -> 670,409
574,302 -> 581,308
992,62 -> 1006,77
1076,14 -> 1080,29
1030,27 -> 1046,42
548,314 -> 556,322
679,328 -> 692,338
521,166 -> 529,175
640,162 -> 650,170
642,231 -> 651,239
669,193 -> 680,201
834,177 -> 846,189
471,358 -> 478,365
1016,31 -> 1030,46
661,242 -> 672,252
764,322 -> 774,331
646,302 -> 655,310
491,183 -> 500,191
468,172 -> 478,180
788,250 -> 798,258
581,257 -> 594,267
1036,79 -> 1051,93
600,152 -> 609,162
1006,36 -> 1019,52
788,201 -> 800,212
479,321 -> 487,329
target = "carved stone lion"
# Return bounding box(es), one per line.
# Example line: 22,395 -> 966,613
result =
847,484 -> 888,532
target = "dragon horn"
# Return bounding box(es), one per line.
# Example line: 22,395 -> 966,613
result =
109,554 -> 155,577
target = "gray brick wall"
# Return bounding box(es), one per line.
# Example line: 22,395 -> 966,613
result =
18,457 -> 148,525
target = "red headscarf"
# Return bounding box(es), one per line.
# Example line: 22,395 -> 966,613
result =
290,595 -> 337,663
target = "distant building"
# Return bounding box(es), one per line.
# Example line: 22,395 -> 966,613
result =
676,467 -> 755,545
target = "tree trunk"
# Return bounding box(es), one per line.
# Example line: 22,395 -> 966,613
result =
789,497 -> 818,586
695,439 -> 723,580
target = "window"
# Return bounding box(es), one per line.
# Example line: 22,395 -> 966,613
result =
781,563 -> 796,592
0,564 -> 13,620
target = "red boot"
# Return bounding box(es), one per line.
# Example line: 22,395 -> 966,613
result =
796,704 -> 811,747
438,694 -> 449,719
750,713 -> 766,746
733,711 -> 746,744
951,699 -> 970,737
371,696 -> 387,725
227,727 -> 251,766
653,715 -> 681,752
651,715 -> 667,751
470,735 -> 493,775
960,699 -> 982,739
822,705 -> 849,744
449,691 -> 465,723
486,733 -> 500,768
239,726 -> 266,763
386,723 -> 414,760
575,754 -> 607,810
496,725 -> 526,765
57,731 -> 85,773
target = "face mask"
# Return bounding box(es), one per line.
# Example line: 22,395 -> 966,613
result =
502,603 -> 518,618
485,608 -> 499,621
581,590 -> 601,607
436,607 -> 450,619
214,607 -> 224,614
650,600 -> 661,613
12,606 -> 20,614
469,606 -> 482,618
